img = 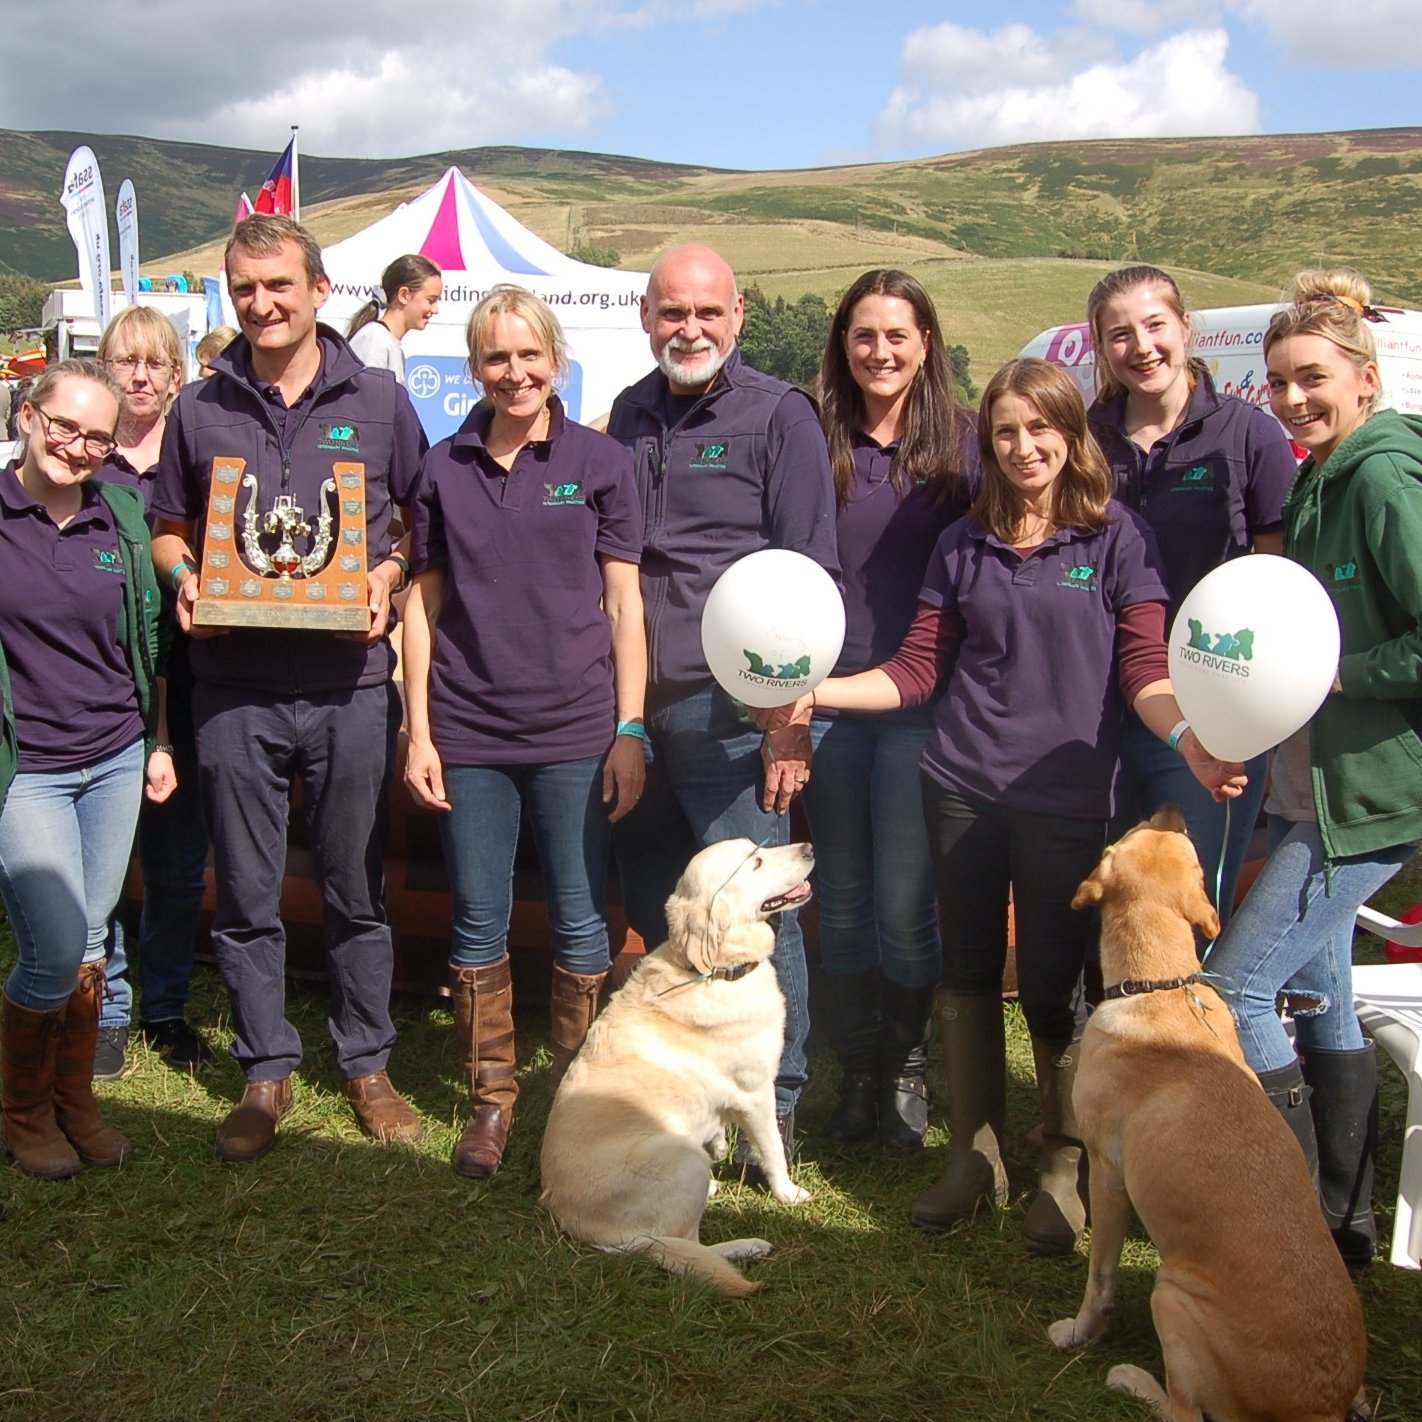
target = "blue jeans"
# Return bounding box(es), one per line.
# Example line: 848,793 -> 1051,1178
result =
612,683 -> 809,1114
0,739 -> 145,1011
1207,820 -> 1418,1072
440,755 -> 612,974
101,671 -> 208,1027
1114,713 -> 1268,927
802,715 -> 940,990
194,681 -> 400,1081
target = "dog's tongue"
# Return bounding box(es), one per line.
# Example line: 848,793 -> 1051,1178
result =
762,879 -> 812,912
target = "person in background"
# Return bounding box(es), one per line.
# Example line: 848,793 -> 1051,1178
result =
1085,266 -> 1297,925
150,214 -> 427,1162
346,255 -> 443,384
403,285 -> 645,1180
0,360 -> 174,1179
805,269 -> 979,1153
764,358 -> 1243,1253
1207,268 -> 1422,1269
91,306 -> 212,1076
195,326 -> 239,379
605,243 -> 839,1176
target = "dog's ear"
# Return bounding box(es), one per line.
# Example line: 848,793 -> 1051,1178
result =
666,888 -> 734,975
1071,854 -> 1109,909
1150,803 -> 1187,834
1183,873 -> 1222,942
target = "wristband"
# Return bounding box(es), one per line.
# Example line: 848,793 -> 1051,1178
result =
616,720 -> 647,740
1167,719 -> 1190,754
154,743 -> 174,756
386,552 -> 411,592
170,560 -> 194,590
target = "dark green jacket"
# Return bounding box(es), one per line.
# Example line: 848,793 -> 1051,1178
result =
0,480 -> 161,813
1285,409 -> 1422,859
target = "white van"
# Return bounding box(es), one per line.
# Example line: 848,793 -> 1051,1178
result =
1021,302 -> 1422,420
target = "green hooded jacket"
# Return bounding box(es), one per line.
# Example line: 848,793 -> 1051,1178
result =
0,480 -> 161,813
1284,408 -> 1422,859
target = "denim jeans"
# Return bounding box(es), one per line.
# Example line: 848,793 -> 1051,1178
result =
921,781 -> 1101,1043
440,755 -> 612,975
101,671 -> 208,1027
803,714 -> 940,990
194,681 -> 399,1081
612,683 -> 809,1114
1114,713 -> 1268,927
1207,820 -> 1418,1072
0,739 -> 145,1011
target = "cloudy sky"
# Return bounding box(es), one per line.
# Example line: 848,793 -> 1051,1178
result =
7,0 -> 1419,167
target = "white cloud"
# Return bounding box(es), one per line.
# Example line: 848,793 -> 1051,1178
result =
878,25 -> 1262,153
1231,0 -> 1422,66
1072,0 -> 1209,35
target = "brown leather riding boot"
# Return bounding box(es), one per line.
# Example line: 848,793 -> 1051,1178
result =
449,957 -> 518,1179
53,963 -> 132,1167
2,993 -> 82,1179
548,965 -> 607,1091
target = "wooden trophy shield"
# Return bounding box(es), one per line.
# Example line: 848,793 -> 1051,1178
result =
191,458 -> 370,632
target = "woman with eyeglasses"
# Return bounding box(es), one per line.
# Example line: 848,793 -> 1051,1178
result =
0,359 -> 174,1179
91,307 -> 212,1077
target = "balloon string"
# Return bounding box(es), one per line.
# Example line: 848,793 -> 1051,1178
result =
1200,797 -> 1231,966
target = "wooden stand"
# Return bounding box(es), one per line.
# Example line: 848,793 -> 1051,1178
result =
192,456 -> 370,632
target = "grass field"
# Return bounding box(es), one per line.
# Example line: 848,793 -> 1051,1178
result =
3,861 -> 1421,1421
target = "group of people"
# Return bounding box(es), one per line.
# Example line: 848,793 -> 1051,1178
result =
1,216 -> 1418,1277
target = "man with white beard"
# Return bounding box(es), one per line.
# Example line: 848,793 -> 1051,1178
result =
606,244 -> 838,1174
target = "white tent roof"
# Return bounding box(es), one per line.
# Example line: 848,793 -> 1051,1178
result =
319,167 -> 654,433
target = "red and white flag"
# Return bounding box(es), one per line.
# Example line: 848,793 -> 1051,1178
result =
253,138 -> 294,216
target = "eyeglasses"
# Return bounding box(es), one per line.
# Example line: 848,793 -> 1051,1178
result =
104,355 -> 173,377
31,406 -> 118,459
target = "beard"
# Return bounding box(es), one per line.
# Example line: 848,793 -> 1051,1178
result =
657,337 -> 730,391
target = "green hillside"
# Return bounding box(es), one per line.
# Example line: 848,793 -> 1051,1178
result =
5,126 -> 1420,374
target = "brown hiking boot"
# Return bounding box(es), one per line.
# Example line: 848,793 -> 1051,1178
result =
344,1071 -> 421,1142
216,1079 -> 293,1162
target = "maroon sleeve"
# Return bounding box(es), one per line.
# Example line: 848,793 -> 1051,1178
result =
881,601 -> 964,707
1117,600 -> 1169,707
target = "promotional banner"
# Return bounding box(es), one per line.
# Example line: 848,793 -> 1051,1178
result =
61,145 -> 111,333
116,178 -> 139,306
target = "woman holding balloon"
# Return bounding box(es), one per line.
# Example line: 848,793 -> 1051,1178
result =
1085,265 -> 1298,923
804,270 -> 979,1153
762,357 -> 1244,1254
1204,269 -> 1422,1268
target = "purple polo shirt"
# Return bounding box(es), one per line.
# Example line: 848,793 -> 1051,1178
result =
98,448 -> 157,519
0,466 -> 142,770
833,428 -> 982,677
919,501 -> 1168,820
1089,372 -> 1296,625
409,397 -> 643,765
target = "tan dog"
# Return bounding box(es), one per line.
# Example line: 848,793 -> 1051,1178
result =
540,839 -> 815,1296
1051,806 -> 1367,1421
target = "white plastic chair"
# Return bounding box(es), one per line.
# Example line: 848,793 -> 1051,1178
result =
1351,919 -> 1422,1268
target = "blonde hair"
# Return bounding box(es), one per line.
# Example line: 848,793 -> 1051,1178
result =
98,305 -> 183,373
974,358 -> 1113,542
1264,270 -> 1381,414
465,285 -> 569,384
195,326 -> 239,368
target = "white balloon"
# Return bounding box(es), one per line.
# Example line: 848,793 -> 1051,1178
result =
1168,554 -> 1341,762
700,550 -> 846,708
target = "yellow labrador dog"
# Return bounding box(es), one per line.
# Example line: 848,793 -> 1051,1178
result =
1052,806 -> 1367,1422
540,839 -> 815,1297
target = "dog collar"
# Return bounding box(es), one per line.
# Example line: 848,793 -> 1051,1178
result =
707,961 -> 759,983
1103,973 -> 1202,1000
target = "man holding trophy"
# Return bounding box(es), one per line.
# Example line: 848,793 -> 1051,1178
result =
151,215 -> 427,1161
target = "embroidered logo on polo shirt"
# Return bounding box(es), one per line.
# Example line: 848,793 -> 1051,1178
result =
542,480 -> 584,507
1056,563 -> 1098,591
91,547 -> 124,576
1171,460 -> 1221,493
1327,560 -> 1360,593
1180,619 -> 1254,679
690,442 -> 729,470
317,422 -> 360,452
